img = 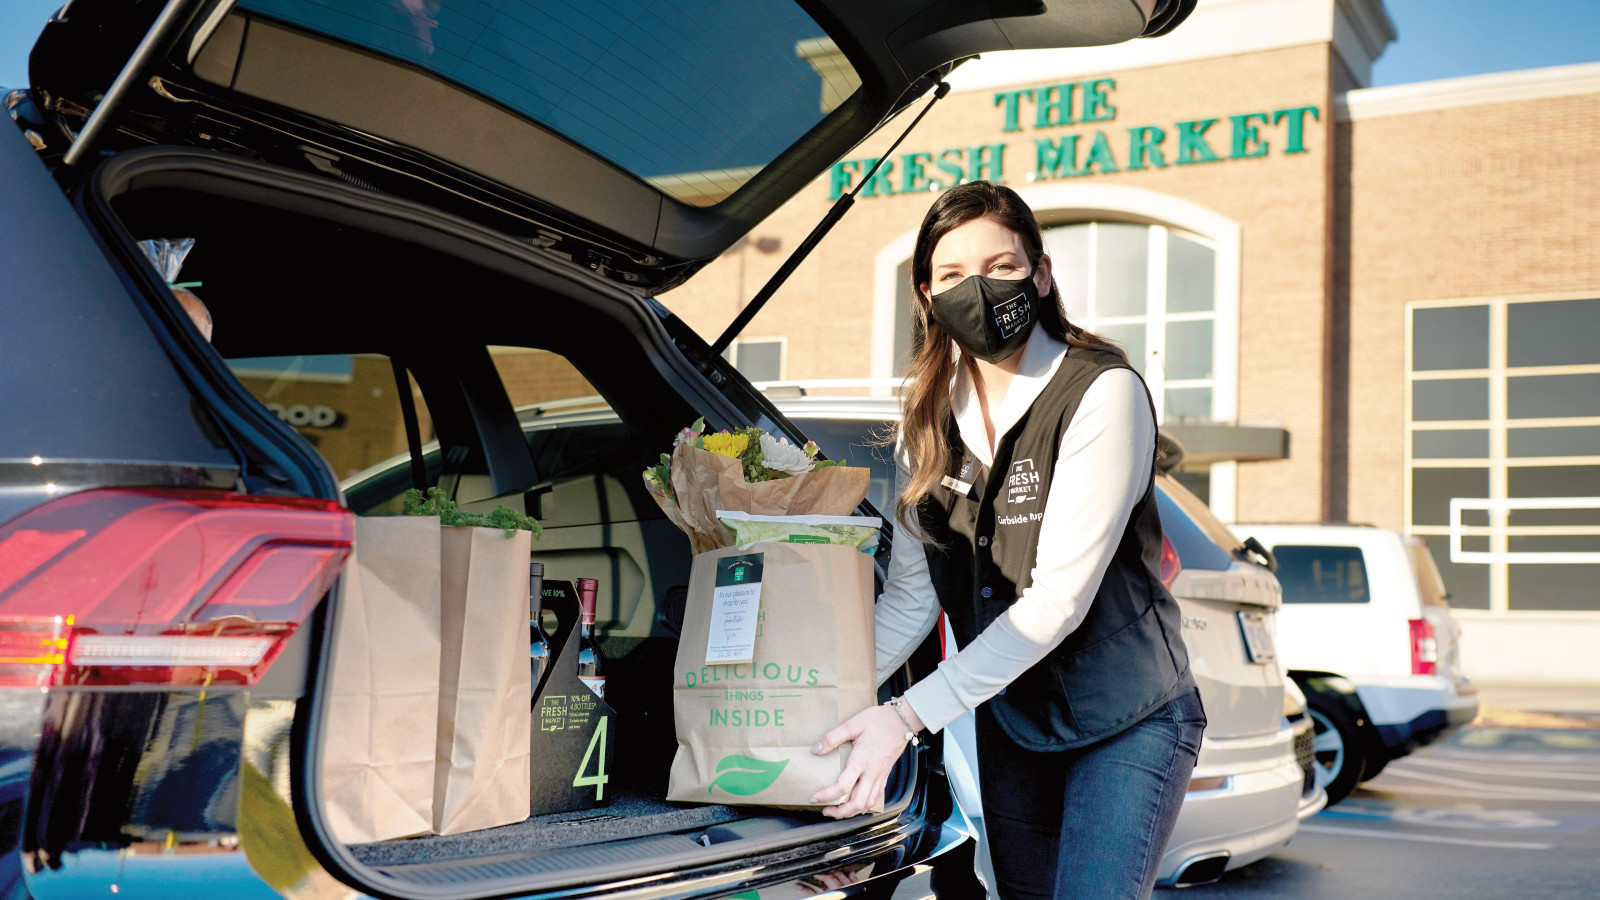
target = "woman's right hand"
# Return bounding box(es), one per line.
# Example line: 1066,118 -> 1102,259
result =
809,702 -> 919,818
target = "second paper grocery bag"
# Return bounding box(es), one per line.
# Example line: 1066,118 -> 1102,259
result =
434,525 -> 533,835
667,541 -> 876,807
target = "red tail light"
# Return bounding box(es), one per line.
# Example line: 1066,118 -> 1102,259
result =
1409,618 -> 1438,676
0,488 -> 352,688
1160,531 -> 1182,588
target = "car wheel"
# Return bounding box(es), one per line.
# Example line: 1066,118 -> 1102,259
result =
1358,753 -> 1389,781
1306,694 -> 1366,806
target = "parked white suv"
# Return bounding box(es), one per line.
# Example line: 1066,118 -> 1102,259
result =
1230,524 -> 1479,804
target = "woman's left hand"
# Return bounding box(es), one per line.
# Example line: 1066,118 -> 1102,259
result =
810,703 -> 917,817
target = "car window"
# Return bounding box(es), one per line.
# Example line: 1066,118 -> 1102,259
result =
1274,545 -> 1372,604
1153,476 -> 1235,571
491,346 -> 640,481
1407,540 -> 1452,607
237,0 -> 862,206
226,353 -> 434,482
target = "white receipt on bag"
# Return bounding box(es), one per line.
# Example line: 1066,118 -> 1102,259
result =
706,553 -> 764,663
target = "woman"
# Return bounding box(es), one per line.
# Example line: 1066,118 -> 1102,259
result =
809,181 -> 1205,900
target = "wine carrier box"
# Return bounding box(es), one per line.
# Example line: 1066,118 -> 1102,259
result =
529,579 -> 617,816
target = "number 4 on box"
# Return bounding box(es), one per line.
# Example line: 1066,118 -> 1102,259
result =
573,715 -> 609,801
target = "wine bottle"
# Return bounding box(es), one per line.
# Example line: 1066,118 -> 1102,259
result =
529,562 -> 550,702
575,577 -> 606,699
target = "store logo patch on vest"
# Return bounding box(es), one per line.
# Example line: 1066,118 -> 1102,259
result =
992,291 -> 1031,339
1006,458 -> 1041,506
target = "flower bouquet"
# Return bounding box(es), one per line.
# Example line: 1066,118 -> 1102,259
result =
642,418 -> 871,555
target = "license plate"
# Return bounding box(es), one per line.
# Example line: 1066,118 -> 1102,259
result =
1236,611 -> 1276,664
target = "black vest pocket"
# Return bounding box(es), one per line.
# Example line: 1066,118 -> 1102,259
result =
1051,602 -> 1184,737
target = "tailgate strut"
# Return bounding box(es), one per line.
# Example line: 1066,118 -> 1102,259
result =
709,79 -> 951,359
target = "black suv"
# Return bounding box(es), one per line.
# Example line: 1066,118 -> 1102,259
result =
1,1 -> 1194,897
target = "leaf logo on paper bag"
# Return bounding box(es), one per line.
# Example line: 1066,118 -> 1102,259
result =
708,754 -> 789,796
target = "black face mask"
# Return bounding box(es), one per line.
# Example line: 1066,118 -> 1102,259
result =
927,271 -> 1043,364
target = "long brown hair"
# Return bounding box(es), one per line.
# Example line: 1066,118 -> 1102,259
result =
894,180 -> 1128,535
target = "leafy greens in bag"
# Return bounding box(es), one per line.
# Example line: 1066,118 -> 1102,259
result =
715,510 -> 882,554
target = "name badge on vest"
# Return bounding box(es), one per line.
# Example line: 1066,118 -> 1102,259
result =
941,456 -> 981,499
940,474 -> 973,496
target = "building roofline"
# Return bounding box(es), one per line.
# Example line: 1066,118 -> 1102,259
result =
1338,60 -> 1600,121
1337,0 -> 1397,60
944,0 -> 1397,94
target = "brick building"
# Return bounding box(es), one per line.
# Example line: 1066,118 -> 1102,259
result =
655,0 -> 1600,680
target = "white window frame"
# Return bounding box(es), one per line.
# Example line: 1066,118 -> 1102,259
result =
727,336 -> 788,382
870,184 -> 1242,520
1406,293 -> 1600,613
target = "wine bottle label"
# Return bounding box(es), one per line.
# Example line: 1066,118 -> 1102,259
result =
580,675 -> 607,699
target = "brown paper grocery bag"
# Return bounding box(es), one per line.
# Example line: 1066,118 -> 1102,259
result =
434,525 -> 534,835
321,516 -> 441,844
668,542 -> 877,808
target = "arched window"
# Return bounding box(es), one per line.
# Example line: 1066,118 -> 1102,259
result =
1042,222 -> 1219,425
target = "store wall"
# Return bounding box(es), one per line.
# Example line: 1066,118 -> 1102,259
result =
1341,88 -> 1600,533
665,43 -> 1339,524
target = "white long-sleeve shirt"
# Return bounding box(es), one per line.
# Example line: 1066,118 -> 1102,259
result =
874,325 -> 1156,734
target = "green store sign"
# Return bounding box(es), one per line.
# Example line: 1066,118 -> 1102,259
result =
827,78 -> 1320,200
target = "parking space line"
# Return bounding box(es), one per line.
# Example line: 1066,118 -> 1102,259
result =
1373,767 -> 1600,802
1298,825 -> 1552,850
1398,758 -> 1600,783
1359,784 -> 1600,803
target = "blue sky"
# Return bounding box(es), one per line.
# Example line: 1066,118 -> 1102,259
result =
2,0 -> 1598,94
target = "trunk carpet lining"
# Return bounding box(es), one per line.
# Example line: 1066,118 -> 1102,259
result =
347,788 -> 747,866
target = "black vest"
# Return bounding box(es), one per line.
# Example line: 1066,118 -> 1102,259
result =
919,347 -> 1193,751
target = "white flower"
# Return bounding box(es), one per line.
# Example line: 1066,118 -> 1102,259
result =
759,433 -> 813,477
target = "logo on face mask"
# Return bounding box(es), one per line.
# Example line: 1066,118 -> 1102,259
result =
927,271 -> 1043,364
1006,458 -> 1040,505
992,291 -> 1032,339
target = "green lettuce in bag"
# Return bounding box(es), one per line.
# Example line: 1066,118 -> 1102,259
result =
715,510 -> 882,554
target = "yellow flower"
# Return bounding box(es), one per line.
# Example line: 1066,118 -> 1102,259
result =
702,432 -> 749,458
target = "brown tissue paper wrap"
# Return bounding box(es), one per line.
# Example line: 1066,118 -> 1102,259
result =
653,443 -> 871,554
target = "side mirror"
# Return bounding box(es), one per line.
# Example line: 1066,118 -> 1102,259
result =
1155,431 -> 1186,473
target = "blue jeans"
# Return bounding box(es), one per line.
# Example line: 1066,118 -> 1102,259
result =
976,687 -> 1206,900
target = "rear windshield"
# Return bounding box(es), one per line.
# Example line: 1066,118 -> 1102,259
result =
1153,476 -> 1235,571
1406,540 -> 1452,607
1274,545 -> 1372,604
240,0 -> 862,206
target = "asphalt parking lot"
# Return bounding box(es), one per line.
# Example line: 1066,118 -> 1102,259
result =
1197,690 -> 1600,899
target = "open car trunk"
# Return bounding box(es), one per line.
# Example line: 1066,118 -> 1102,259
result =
89,147 -> 928,896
